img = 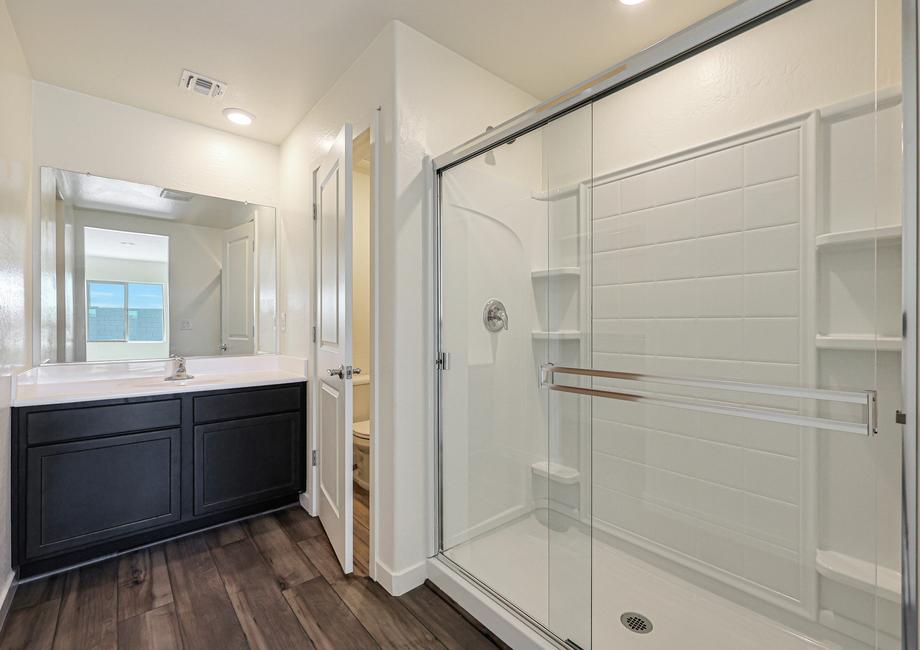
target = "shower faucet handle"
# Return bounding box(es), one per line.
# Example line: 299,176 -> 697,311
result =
483,299 -> 509,332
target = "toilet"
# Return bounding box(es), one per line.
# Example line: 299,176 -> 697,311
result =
353,419 -> 371,490
352,377 -> 371,490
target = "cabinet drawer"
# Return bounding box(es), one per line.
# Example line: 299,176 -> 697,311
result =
193,384 -> 302,423
26,429 -> 181,559
194,412 -> 303,515
25,399 -> 181,446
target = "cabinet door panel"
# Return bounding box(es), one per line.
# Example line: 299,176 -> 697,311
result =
26,429 -> 180,559
194,412 -> 302,515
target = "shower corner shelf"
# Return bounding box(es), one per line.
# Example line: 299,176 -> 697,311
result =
816,334 -> 902,352
531,267 -> 581,280
816,549 -> 900,603
532,330 -> 582,341
815,225 -> 901,249
531,461 -> 580,485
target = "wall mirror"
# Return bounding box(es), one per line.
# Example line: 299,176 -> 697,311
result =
37,168 -> 277,364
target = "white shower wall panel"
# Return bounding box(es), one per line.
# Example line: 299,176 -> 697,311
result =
440,143 -> 549,548
590,123 -> 812,610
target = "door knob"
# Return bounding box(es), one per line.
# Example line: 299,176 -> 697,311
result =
327,365 -> 361,379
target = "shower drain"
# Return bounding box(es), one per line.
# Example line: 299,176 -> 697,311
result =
620,612 -> 653,634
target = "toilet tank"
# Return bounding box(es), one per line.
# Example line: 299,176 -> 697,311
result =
354,376 -> 371,421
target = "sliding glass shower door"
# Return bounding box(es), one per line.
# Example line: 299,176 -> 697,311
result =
437,1 -> 902,648
439,104 -> 594,647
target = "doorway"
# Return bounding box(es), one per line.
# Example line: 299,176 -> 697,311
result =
311,118 -> 377,579
351,127 -> 373,576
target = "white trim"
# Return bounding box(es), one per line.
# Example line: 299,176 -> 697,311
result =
426,557 -> 556,650
374,558 -> 427,596
0,570 -> 17,632
369,107 -> 381,582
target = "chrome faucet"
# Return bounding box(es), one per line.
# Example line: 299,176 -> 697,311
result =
166,355 -> 194,381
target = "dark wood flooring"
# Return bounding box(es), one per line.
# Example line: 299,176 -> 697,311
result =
0,505 -> 504,650
353,484 -> 370,577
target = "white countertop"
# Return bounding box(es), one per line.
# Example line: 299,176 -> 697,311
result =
12,355 -> 308,407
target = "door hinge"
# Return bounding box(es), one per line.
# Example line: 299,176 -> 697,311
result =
312,203 -> 317,220
312,326 -> 316,343
312,450 -> 318,466
896,410 -> 907,425
436,351 -> 450,370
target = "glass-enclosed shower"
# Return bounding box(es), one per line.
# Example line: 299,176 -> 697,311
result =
434,1 -> 907,648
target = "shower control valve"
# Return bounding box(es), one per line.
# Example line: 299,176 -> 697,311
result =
483,299 -> 509,332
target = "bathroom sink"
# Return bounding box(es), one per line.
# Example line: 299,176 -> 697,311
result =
118,376 -> 225,389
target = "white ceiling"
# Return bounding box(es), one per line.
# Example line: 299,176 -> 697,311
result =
57,169 -> 257,229
84,227 -> 169,263
6,0 -> 735,144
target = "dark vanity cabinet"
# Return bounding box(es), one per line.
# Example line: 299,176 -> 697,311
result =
12,382 -> 306,577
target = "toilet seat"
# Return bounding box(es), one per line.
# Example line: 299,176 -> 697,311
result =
353,419 -> 371,441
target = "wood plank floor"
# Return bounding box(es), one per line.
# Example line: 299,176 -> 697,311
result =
353,484 -> 370,577
0,505 -> 504,650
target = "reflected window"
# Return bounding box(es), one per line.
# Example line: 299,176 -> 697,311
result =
87,281 -> 165,342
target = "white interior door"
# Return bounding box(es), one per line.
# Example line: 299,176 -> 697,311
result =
316,123 -> 354,573
221,221 -> 254,355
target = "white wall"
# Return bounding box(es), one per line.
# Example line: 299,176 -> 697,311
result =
593,0 -> 900,176
278,24 -> 396,361
279,20 -> 537,592
353,170 -> 371,422
381,22 -> 538,588
31,82 -> 280,363
0,0 -> 32,610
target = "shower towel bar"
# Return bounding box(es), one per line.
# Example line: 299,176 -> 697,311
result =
539,364 -> 877,437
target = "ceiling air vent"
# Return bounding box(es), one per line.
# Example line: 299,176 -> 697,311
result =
179,69 -> 228,99
160,188 -> 195,202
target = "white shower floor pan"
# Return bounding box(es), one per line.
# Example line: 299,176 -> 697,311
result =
444,514 -> 856,650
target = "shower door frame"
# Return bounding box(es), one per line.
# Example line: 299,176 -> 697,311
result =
430,1 -> 920,648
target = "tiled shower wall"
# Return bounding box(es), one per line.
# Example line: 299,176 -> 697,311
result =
590,124 -> 810,607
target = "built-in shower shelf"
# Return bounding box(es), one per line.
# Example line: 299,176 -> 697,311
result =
531,461 -> 580,485
816,549 -> 900,603
816,334 -> 902,351
815,225 -> 901,249
532,330 -> 581,341
531,267 -> 581,280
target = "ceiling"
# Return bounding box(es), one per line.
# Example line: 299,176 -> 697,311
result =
6,0 -> 735,144
84,227 -> 169,263
57,169 -> 257,229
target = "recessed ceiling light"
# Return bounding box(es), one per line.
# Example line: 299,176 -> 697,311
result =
619,0 -> 646,4
223,108 -> 254,126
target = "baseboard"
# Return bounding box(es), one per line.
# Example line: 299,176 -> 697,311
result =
0,569 -> 17,632
374,558 -> 427,596
298,492 -> 314,516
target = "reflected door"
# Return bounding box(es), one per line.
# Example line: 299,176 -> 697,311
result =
220,221 -> 254,355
